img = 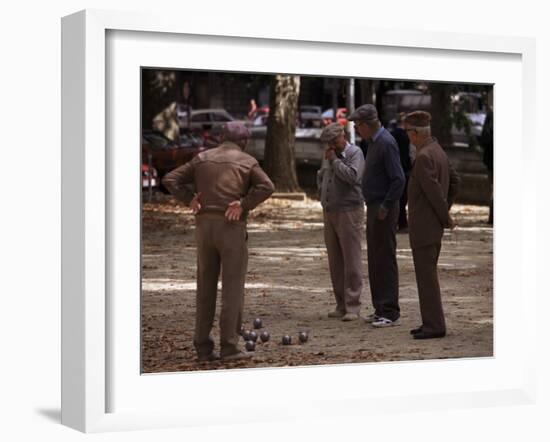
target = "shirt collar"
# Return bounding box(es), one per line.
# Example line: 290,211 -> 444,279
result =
221,141 -> 243,151
417,136 -> 436,150
371,126 -> 384,142
337,142 -> 352,159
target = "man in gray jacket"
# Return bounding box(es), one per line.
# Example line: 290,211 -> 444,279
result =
317,123 -> 365,321
163,122 -> 274,361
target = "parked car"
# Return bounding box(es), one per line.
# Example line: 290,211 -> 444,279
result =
245,126 -> 325,167
177,107 -> 236,131
451,92 -> 487,138
380,89 -> 487,148
249,105 -> 323,128
248,106 -> 270,126
379,89 -> 431,125
141,130 -> 208,180
298,105 -> 323,128
141,163 -> 158,189
321,107 -> 348,127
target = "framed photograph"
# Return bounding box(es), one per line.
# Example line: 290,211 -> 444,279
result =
139,66 -> 495,375
62,9 -> 537,433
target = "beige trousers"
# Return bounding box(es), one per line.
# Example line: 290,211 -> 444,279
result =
323,207 -> 364,314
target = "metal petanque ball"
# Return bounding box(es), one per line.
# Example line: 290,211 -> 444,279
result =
242,330 -> 252,341
249,331 -> 258,342
260,331 -> 270,343
253,318 -> 263,329
245,340 -> 256,351
282,335 -> 292,345
298,332 -> 309,343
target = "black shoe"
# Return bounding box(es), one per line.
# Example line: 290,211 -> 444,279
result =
410,326 -> 423,335
413,330 -> 446,340
197,351 -> 220,362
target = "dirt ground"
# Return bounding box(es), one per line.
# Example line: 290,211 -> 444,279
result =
141,193 -> 493,373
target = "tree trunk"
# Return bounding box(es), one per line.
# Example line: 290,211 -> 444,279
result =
429,83 -> 453,148
264,75 -> 301,192
359,79 -> 375,105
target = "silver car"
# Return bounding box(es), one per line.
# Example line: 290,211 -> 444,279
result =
177,107 -> 236,131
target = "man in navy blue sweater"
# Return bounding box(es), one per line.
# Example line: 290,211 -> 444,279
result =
349,104 -> 405,327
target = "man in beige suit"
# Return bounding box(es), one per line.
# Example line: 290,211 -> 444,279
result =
404,111 -> 460,339
163,122 -> 274,361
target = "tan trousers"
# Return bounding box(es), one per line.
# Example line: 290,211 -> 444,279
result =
194,214 -> 248,357
323,208 -> 364,314
412,243 -> 446,334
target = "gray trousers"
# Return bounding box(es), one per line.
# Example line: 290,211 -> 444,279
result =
323,207 -> 364,314
412,243 -> 446,334
366,202 -> 400,321
194,214 -> 248,357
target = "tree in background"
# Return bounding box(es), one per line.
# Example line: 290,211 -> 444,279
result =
359,79 -> 375,105
142,70 -> 179,140
264,74 -> 301,192
430,82 -> 460,149
429,82 -> 488,149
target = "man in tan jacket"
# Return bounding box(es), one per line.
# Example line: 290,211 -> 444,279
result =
163,122 -> 274,361
404,111 -> 460,339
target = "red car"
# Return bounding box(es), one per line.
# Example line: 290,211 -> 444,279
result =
141,163 -> 158,189
141,131 -> 208,180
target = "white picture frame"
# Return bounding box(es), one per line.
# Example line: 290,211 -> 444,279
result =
61,9 -> 537,433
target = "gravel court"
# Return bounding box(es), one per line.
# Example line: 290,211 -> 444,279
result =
141,196 -> 493,373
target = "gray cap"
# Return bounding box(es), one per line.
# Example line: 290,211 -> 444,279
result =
223,121 -> 251,142
348,104 -> 378,122
320,122 -> 344,143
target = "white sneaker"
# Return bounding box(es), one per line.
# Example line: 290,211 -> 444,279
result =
371,317 -> 400,328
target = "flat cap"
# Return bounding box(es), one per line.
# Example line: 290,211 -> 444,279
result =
320,122 -> 345,143
404,111 -> 431,127
223,121 -> 251,142
348,104 -> 378,122
397,112 -> 407,123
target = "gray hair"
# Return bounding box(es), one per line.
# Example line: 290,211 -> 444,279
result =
320,122 -> 344,143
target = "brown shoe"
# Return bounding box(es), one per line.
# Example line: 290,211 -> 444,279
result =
327,310 -> 345,319
197,351 -> 220,362
221,351 -> 254,361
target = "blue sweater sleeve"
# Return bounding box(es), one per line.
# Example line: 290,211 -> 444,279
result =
381,135 -> 405,209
